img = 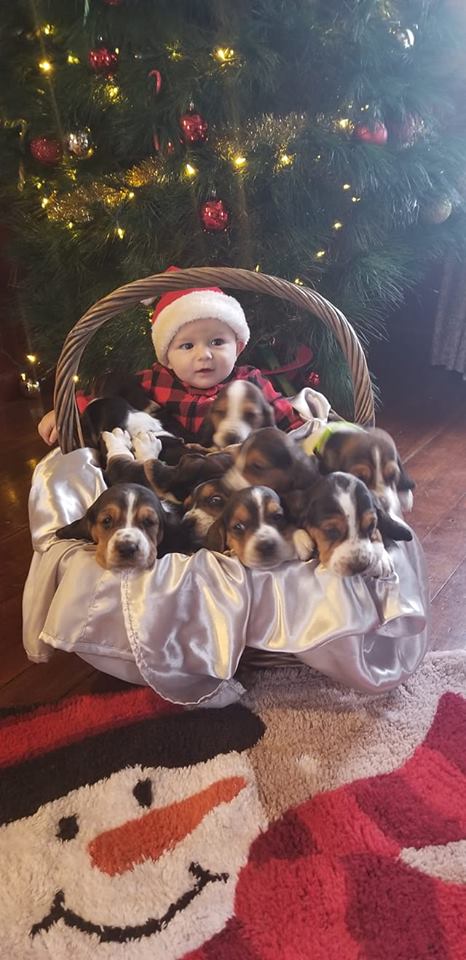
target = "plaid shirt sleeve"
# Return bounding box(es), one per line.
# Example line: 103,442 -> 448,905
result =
237,367 -> 305,432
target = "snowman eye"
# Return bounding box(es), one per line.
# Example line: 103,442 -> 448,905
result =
133,779 -> 153,809
57,815 -> 79,842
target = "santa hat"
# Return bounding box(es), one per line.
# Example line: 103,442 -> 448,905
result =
151,267 -> 250,365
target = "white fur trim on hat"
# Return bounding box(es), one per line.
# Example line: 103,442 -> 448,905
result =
152,289 -> 250,365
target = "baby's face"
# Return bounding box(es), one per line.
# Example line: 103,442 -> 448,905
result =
167,317 -> 244,389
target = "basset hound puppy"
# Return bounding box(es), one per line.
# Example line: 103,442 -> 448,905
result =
307,423 -> 415,518
55,483 -> 165,570
181,479 -> 229,546
287,471 -> 412,578
206,486 -> 313,569
199,380 -> 274,448
81,396 -> 185,467
222,426 -> 319,496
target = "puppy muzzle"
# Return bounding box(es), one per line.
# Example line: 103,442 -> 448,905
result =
106,528 -> 155,569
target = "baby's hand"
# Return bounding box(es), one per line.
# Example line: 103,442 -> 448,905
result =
38,409 -> 58,446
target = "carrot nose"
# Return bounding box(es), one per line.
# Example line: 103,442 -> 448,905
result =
88,775 -> 247,876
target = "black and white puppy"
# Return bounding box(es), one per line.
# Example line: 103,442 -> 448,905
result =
55,483 -> 164,570
288,472 -> 412,578
206,486 -> 313,569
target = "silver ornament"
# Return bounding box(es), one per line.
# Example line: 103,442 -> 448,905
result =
65,128 -> 93,159
420,198 -> 453,224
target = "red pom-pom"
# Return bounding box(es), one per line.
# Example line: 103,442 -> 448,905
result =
179,110 -> 208,144
307,371 -> 321,388
29,137 -> 63,165
88,46 -> 118,74
199,199 -> 230,232
354,121 -> 388,145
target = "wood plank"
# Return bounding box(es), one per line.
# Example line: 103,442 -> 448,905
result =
430,557 -> 466,652
0,651 -> 95,708
421,494 -> 466,600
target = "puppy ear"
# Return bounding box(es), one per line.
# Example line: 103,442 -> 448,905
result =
183,493 -> 194,509
205,517 -> 227,553
376,508 -> 413,543
55,514 -> 94,542
197,419 -> 215,447
282,488 -> 309,523
261,400 -> 275,427
396,456 -> 415,493
290,449 -> 320,491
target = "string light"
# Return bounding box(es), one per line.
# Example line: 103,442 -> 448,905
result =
128,191 -> 135,199
233,155 -> 247,168
38,59 -> 53,73
167,43 -> 183,60
72,374 -> 79,383
184,163 -> 197,178
214,47 -> 235,63
315,249 -> 326,259
40,24 -> 55,36
352,195 -> 361,203
115,226 -> 125,239
40,196 -> 49,208
67,221 -> 74,230
333,220 -> 343,230
254,264 -> 261,272
67,53 -> 80,64
342,183 -> 351,191
277,152 -> 294,168
105,84 -> 121,102
294,277 -> 304,285
337,118 -> 351,130
26,354 -> 37,363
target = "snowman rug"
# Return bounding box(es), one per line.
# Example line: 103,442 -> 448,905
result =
2,652 -> 466,960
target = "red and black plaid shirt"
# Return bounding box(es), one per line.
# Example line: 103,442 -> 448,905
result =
135,363 -> 304,437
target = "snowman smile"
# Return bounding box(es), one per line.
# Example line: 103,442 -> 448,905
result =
30,861 -> 229,943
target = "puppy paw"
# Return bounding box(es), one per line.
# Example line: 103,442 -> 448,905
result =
293,528 -> 315,561
102,429 -> 133,461
365,547 -> 394,579
132,430 -> 162,462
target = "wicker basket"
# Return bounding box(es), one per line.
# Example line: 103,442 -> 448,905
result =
54,267 -> 375,672
54,266 -> 374,453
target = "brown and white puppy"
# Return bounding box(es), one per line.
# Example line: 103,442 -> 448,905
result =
205,486 -> 312,569
181,479 -> 229,546
145,450 -> 234,505
55,483 -> 164,570
199,380 -> 274,448
223,426 -> 318,496
315,426 -> 415,518
291,472 -> 412,578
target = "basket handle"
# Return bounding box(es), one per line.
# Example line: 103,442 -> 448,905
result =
54,266 -> 375,453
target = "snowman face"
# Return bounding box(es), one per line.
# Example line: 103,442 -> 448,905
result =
0,751 -> 266,960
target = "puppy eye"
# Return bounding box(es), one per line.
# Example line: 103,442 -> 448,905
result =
324,527 -> 341,542
250,462 -> 265,473
101,515 -> 113,529
366,521 -> 377,536
244,411 -> 257,424
208,495 -> 224,506
141,516 -> 156,527
231,521 -> 246,533
269,513 -> 286,528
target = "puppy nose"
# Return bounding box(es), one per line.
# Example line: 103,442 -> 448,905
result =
256,538 -> 276,558
117,541 -> 139,557
223,431 -> 240,445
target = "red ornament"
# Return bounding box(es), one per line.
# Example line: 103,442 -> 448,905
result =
179,110 -> 208,144
29,137 -> 63,165
200,199 -> 230,232
354,121 -> 388,145
148,69 -> 163,95
307,370 -> 321,388
88,46 -> 118,74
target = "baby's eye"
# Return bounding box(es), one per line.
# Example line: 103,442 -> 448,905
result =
179,342 -> 194,350
211,338 -> 226,346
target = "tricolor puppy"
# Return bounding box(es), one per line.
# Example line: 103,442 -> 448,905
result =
312,424 -> 415,518
206,486 -> 312,569
181,479 -> 229,546
292,472 -> 412,578
223,426 -> 318,496
200,380 -> 274,448
81,396 -> 185,466
145,450 -> 234,505
55,483 -> 164,570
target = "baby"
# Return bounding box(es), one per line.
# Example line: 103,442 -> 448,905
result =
38,275 -> 305,445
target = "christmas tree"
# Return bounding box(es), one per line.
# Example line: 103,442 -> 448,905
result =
1,0 -> 466,413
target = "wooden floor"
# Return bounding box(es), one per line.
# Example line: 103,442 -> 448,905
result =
1,324 -> 466,708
